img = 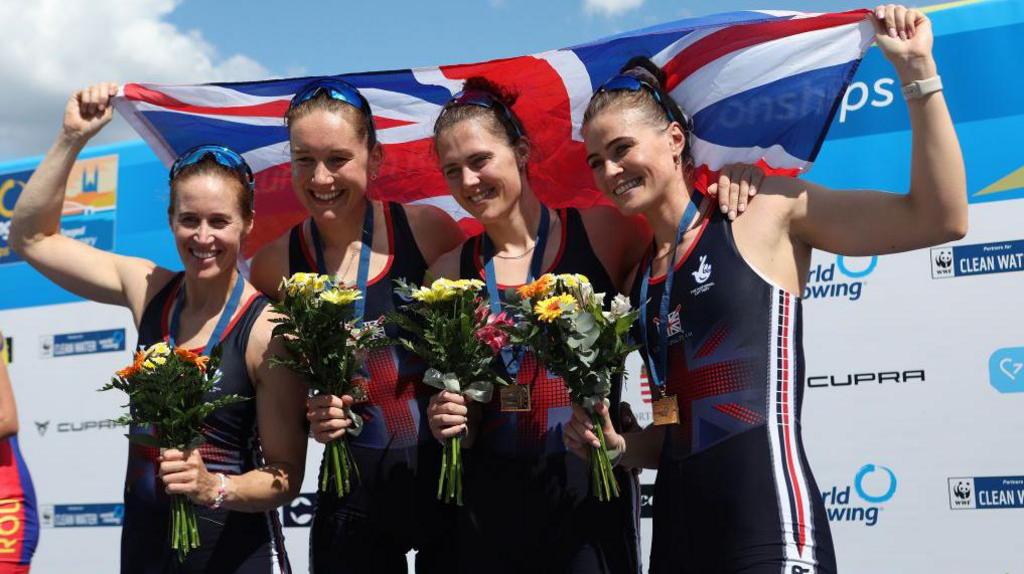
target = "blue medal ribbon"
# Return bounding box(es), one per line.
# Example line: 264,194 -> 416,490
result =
639,192 -> 702,396
169,273 -> 246,357
310,201 -> 375,325
483,206 -> 550,378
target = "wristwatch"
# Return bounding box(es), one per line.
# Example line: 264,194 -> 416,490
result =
901,75 -> 942,100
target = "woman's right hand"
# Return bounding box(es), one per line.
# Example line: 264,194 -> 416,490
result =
63,83 -> 118,142
427,391 -> 468,441
307,394 -> 355,444
564,402 -> 625,461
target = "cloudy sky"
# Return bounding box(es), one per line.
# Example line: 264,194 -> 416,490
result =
1,0 -> 871,162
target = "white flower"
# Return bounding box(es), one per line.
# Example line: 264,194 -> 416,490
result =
610,294 -> 632,319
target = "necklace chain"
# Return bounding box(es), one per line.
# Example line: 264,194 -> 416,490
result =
493,243 -> 536,260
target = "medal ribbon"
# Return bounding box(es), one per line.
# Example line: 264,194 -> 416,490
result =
639,192 -> 702,395
169,273 -> 245,357
310,201 -> 375,325
483,206 -> 550,378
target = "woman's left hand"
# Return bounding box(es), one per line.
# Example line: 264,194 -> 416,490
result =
706,163 -> 766,221
158,448 -> 219,506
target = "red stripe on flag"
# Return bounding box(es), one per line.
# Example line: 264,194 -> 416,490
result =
662,10 -> 869,90
123,83 -> 414,129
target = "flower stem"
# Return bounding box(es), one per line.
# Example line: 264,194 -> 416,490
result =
590,410 -> 620,501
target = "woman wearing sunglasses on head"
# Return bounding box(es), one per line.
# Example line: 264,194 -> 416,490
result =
418,78 -> 761,573
565,6 -> 966,573
424,77 -> 645,574
9,84 -> 308,573
248,79 -> 463,573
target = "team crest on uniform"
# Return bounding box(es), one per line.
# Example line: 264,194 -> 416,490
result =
653,304 -> 683,341
690,254 -> 715,296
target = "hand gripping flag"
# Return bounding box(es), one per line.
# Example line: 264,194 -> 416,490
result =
114,9 -> 874,256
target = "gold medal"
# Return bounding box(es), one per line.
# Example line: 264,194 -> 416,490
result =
500,385 -> 531,412
651,394 -> 680,426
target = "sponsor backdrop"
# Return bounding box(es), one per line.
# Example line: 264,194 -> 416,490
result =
0,1 -> 1021,571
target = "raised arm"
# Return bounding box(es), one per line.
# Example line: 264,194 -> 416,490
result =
782,6 -> 967,256
9,83 -> 172,321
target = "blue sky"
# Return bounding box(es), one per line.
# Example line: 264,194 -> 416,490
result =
0,0 -> 873,161
166,0 -> 870,77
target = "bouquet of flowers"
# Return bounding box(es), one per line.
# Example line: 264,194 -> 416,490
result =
504,273 -> 638,501
102,342 -> 245,560
270,272 -> 389,497
389,278 -> 512,505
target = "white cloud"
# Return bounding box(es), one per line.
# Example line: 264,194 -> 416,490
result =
583,0 -> 645,17
0,0 -> 270,160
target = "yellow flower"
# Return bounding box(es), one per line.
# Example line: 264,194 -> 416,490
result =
320,288 -> 362,306
142,359 -> 157,371
411,284 -> 454,304
534,294 -> 576,322
282,272 -> 326,298
516,274 -> 554,300
557,273 -> 590,289
452,279 -> 485,292
312,275 -> 331,293
145,342 -> 171,359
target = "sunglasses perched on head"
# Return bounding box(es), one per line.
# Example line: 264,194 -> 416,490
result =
596,74 -> 686,126
288,78 -> 377,147
440,89 -> 525,140
169,145 -> 256,194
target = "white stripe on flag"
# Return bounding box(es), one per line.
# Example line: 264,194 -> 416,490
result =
242,142 -> 290,173
535,50 -> 594,142
673,20 -> 873,116
362,87 -> 445,124
652,26 -> 727,69
132,83 -> 285,107
409,195 -> 474,221
688,134 -> 810,172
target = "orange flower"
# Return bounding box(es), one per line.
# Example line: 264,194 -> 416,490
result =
175,348 -> 209,373
516,274 -> 553,300
116,351 -> 146,379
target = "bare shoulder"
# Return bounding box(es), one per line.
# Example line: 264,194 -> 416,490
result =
402,203 -> 465,264
428,242 -> 466,280
581,203 -> 643,239
249,231 -> 292,300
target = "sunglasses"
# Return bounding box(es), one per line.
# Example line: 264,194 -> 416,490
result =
440,89 -> 524,140
289,78 -> 377,147
596,74 -> 687,127
169,145 -> 256,194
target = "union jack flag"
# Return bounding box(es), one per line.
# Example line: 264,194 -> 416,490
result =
113,9 -> 873,256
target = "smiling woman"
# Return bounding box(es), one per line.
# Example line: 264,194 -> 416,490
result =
247,78 -> 465,574
7,83 -> 309,574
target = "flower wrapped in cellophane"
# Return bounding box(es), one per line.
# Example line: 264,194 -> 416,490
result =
270,272 -> 389,497
389,277 -> 511,505
102,342 -> 245,560
504,273 -> 638,501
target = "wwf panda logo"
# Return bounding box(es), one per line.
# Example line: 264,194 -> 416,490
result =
935,251 -> 953,269
953,480 -> 971,500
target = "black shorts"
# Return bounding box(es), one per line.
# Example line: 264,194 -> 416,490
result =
456,449 -> 640,574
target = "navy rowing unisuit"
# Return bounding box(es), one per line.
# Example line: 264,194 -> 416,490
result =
126,273 -> 289,574
290,202 -> 453,573
632,207 -> 836,574
456,207 -> 641,574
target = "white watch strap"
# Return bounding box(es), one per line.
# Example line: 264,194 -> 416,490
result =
901,75 -> 942,100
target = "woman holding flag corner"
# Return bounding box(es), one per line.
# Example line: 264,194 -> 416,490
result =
9,84 -> 308,572
565,4 -> 965,572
